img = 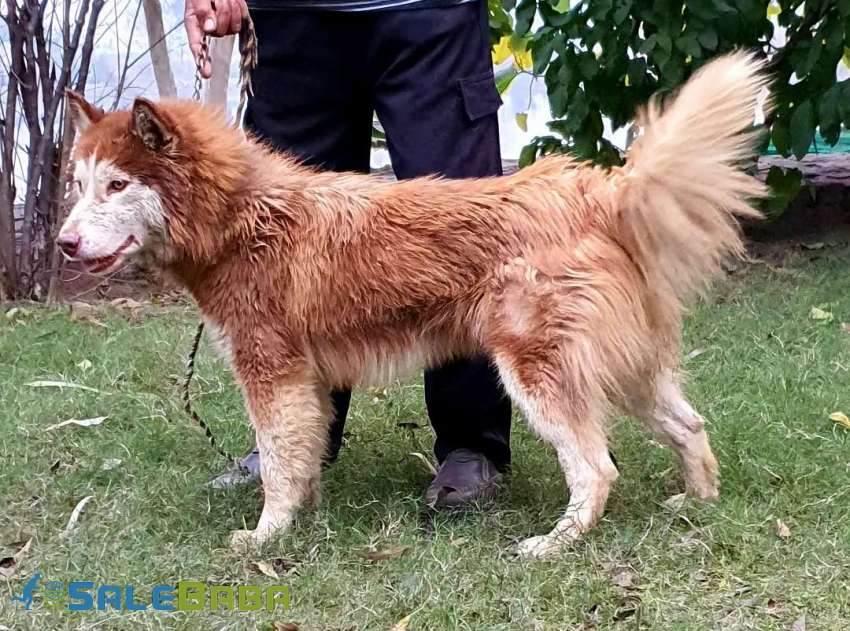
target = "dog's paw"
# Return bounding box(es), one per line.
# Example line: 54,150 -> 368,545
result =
514,534 -> 564,560
689,484 -> 720,503
229,529 -> 262,552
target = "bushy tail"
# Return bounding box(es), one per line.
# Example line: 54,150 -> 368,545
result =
618,52 -> 769,303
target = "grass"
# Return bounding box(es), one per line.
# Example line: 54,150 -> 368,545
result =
1,245 -> 849,630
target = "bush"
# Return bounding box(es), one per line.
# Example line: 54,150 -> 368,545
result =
489,0 -> 850,195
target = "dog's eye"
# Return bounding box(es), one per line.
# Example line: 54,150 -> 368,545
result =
108,179 -> 127,193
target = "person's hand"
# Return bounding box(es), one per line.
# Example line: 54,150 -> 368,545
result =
185,0 -> 249,78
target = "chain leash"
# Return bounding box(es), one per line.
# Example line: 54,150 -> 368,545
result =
183,17 -> 258,466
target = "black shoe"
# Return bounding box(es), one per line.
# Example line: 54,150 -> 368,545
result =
424,448 -> 503,508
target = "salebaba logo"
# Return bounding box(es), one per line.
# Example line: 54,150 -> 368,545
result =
11,574 -> 291,613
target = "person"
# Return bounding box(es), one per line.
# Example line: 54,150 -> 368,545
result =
184,0 -> 511,507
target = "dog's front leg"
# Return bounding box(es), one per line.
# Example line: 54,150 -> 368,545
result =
230,372 -> 330,550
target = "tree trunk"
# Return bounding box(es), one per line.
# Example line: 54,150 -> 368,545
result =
142,0 -> 177,98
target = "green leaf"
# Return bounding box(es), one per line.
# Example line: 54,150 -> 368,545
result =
839,82 -> 850,128
639,34 -> 658,54
676,34 -> 702,58
589,0 -> 613,20
825,19 -> 843,52
697,29 -> 717,51
765,166 -> 802,218
803,39 -> 822,76
515,0 -> 537,36
578,53 -> 599,79
613,0 -> 632,24
495,67 -> 519,95
532,30 -> 557,74
685,0 -> 712,20
818,84 -> 842,132
771,118 -> 791,156
500,0 -> 517,11
790,101 -> 815,159
566,88 -> 590,126
552,0 -> 570,14
519,142 -> 538,167
545,59 -> 570,117
627,57 -> 648,88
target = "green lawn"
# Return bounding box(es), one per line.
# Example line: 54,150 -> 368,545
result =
1,245 -> 849,630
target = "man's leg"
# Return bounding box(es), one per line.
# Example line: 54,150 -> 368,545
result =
370,1 -> 512,505
211,9 -> 371,486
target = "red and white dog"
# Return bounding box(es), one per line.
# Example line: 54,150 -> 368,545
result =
58,54 -> 767,557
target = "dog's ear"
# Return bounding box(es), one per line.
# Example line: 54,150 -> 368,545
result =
66,90 -> 104,132
131,97 -> 177,153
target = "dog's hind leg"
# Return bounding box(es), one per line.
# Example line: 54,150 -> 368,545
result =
496,353 -> 618,559
629,370 -> 719,501
230,372 -> 331,550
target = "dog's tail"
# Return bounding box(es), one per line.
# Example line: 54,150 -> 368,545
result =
617,52 -> 769,304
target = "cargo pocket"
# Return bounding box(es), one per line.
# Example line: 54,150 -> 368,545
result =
458,73 -> 503,123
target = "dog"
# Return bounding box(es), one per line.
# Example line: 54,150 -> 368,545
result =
58,53 -> 767,558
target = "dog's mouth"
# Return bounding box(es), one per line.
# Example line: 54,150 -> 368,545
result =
80,235 -> 138,274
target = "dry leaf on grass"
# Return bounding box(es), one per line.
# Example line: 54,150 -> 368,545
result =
664,492 -> 687,511
254,560 -> 280,580
0,562 -> 16,580
270,557 -> 299,573
809,306 -> 833,322
0,538 -> 32,580
26,380 -> 100,393
775,519 -> 791,539
841,323 -> 849,334
101,458 -> 122,471
829,412 -> 850,430
792,614 -> 806,631
390,614 -> 412,631
685,347 -> 708,361
611,567 -> 638,589
357,545 -> 410,563
62,495 -> 94,537
45,416 -> 107,432
273,623 -> 299,631
76,359 -> 93,372
110,297 -> 145,315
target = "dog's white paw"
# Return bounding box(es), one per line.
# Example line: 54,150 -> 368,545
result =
229,529 -> 263,552
515,534 -> 565,559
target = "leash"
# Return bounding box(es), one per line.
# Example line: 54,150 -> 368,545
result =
183,17 -> 258,465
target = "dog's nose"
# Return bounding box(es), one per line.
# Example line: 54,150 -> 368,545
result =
57,232 -> 81,258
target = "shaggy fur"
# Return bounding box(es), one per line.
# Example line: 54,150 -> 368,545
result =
59,53 -> 768,557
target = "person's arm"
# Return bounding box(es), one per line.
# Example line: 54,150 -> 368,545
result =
184,0 -> 249,78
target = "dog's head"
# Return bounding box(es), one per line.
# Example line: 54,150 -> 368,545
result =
57,92 -> 244,274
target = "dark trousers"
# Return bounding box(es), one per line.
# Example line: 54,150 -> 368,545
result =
244,0 -> 511,469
